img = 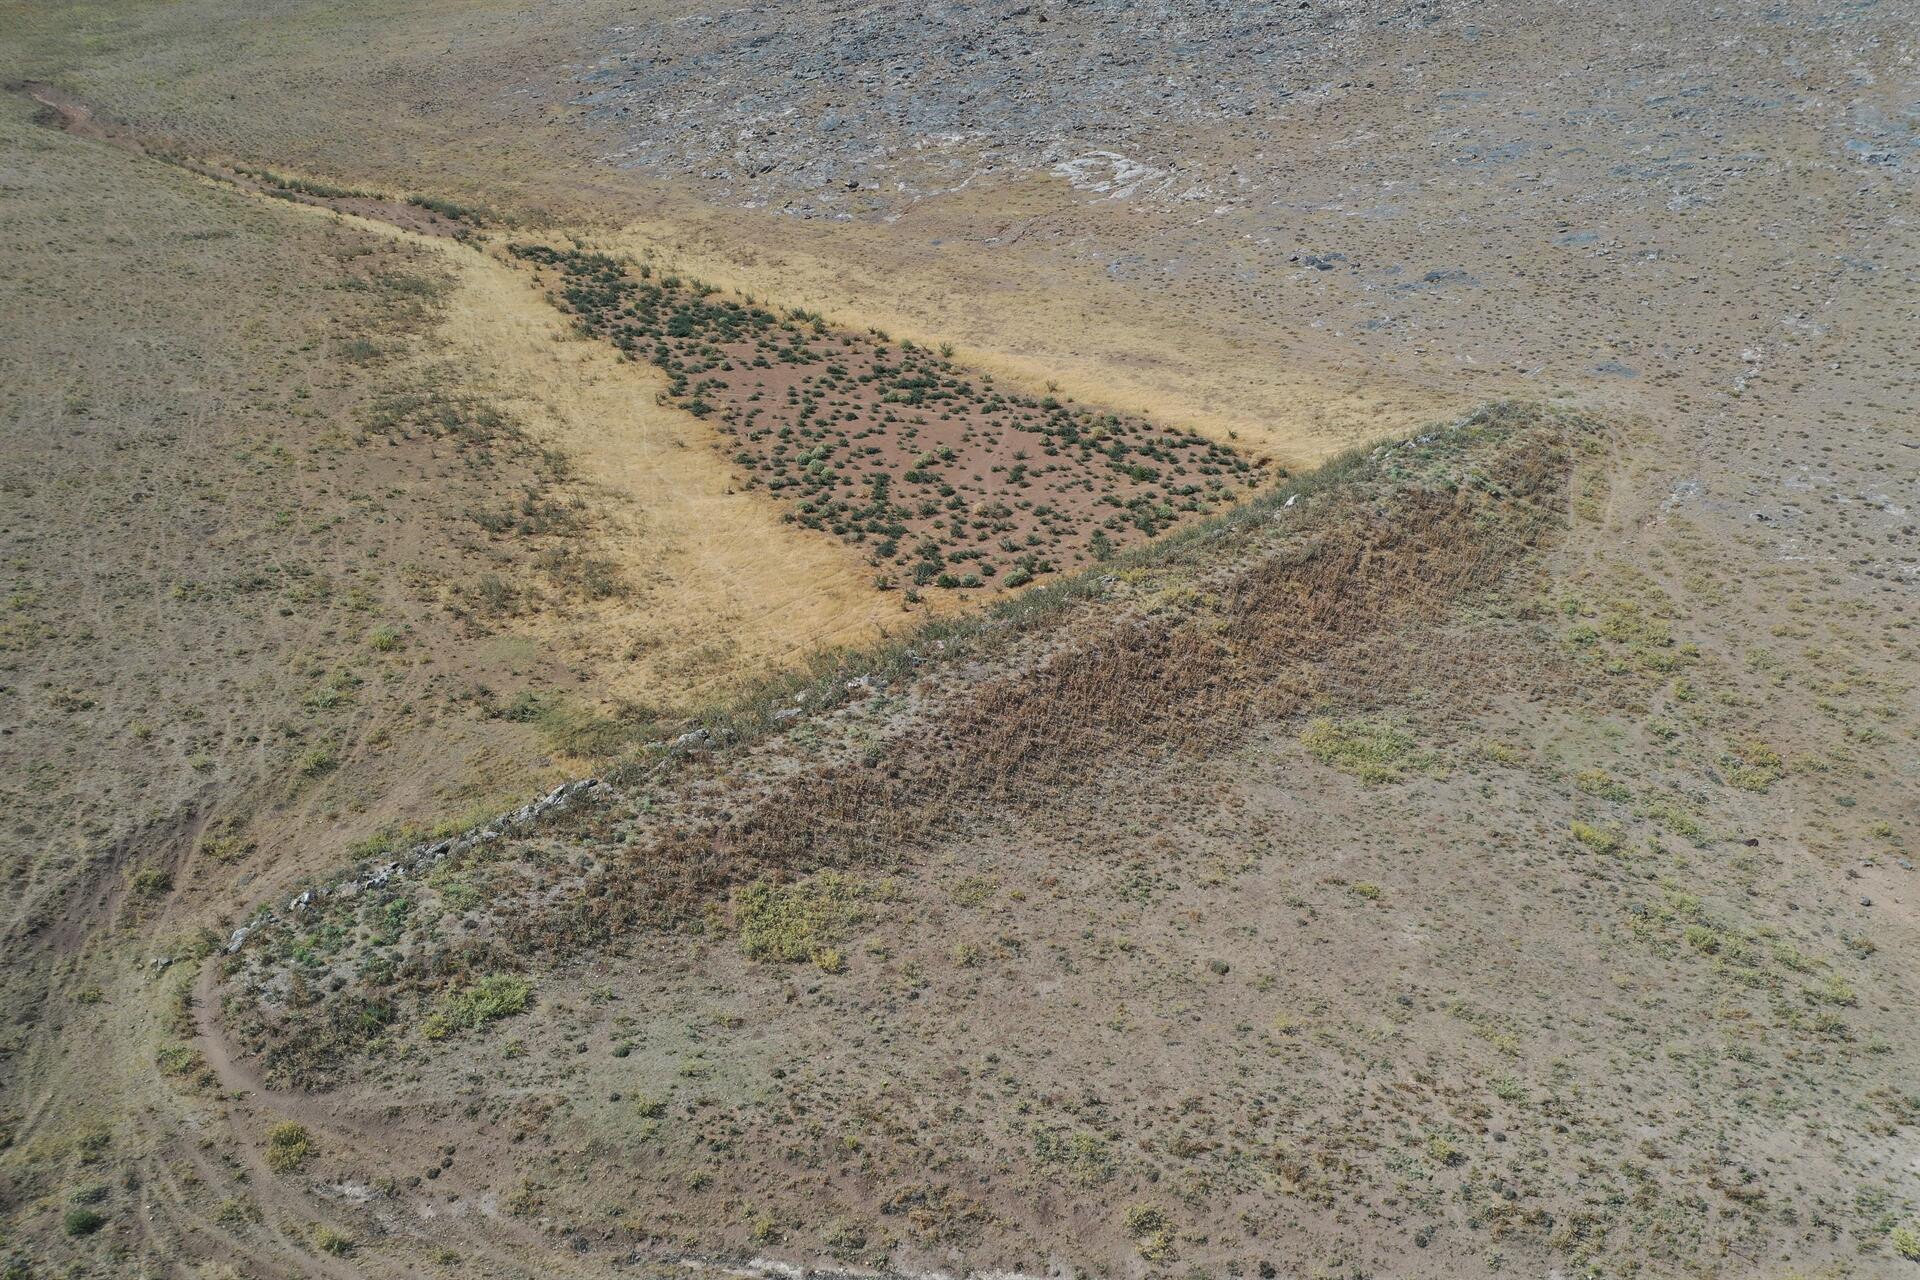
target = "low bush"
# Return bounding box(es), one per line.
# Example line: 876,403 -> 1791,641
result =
422,974 -> 532,1039
266,1121 -> 313,1173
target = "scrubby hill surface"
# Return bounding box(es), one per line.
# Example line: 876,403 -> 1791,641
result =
200,406 -> 1920,1277
1,0 -> 1916,1277
518,242 -> 1267,585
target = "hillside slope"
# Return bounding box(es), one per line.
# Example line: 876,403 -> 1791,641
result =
1,0 -> 1916,1276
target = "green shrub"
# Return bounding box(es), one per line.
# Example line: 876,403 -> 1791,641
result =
1300,718 -> 1421,783
63,1207 -> 106,1236
1575,769 -> 1632,802
130,866 -> 173,894
735,872 -> 877,965
421,974 -> 532,1039
310,1224 -> 354,1256
1569,821 -> 1622,854
1641,799 -> 1707,842
1123,1203 -> 1175,1261
1723,740 -> 1784,792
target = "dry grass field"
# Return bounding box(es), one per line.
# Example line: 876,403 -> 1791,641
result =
2,1 -> 1916,1277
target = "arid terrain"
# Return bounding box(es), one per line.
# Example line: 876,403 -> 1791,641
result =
1,1 -> 1916,1278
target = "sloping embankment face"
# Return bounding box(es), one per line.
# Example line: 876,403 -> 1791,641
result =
193,407 -> 1920,1278
218,400 -> 1583,1071
197,404 -> 1601,1276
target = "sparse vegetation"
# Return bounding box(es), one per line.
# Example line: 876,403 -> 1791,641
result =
735,872 -> 880,966
1723,739 -> 1785,792
8,12 -> 1917,1273
511,243 -> 1266,589
1300,718 -> 1421,782
1123,1203 -> 1175,1261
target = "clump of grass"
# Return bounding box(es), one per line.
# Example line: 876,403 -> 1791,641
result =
734,871 -> 879,966
1477,739 -> 1525,764
422,974 -> 532,1039
296,745 -> 337,777
310,1224 -> 354,1256
1892,1224 -> 1920,1260
949,874 -> 998,907
1300,718 -> 1420,783
1723,740 -> 1784,792
1771,941 -> 1815,972
130,866 -> 172,894
1575,769 -> 1632,802
265,1121 -> 313,1173
216,1196 -> 262,1227
1640,799 -> 1707,842
197,819 -> 256,863
1123,1203 -> 1175,1261
1033,1128 -> 1115,1187
1811,974 -> 1857,1007
822,1219 -> 868,1259
1569,821 -> 1623,854
156,1043 -> 204,1078
1351,881 -> 1383,901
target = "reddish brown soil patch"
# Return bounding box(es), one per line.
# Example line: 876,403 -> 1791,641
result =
515,244 -> 1268,588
